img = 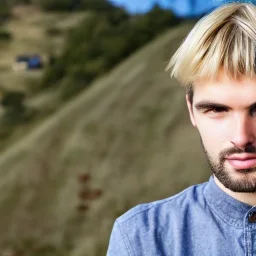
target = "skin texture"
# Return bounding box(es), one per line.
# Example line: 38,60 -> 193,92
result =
186,71 -> 256,206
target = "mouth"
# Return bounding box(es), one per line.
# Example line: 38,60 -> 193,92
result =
226,154 -> 256,169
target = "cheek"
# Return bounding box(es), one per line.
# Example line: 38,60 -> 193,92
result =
201,122 -> 228,138
199,132 -> 221,162
196,118 -> 229,156
195,113 -> 231,141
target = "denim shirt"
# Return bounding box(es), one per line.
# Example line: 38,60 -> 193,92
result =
107,176 -> 256,256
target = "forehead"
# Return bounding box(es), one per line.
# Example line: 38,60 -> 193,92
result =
193,72 -> 256,105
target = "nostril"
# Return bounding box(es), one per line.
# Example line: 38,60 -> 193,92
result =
244,144 -> 256,153
231,140 -> 255,151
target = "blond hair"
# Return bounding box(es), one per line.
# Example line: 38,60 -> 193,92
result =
166,3 -> 256,86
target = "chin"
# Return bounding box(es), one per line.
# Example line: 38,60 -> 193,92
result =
223,172 -> 256,193
214,165 -> 256,193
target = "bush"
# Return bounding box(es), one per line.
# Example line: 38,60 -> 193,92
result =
0,91 -> 32,125
45,27 -> 63,37
37,0 -> 115,12
7,0 -> 31,5
1,91 -> 25,109
41,58 -> 67,87
36,0 -> 75,11
40,3 -> 181,98
79,0 -> 115,12
59,76 -> 89,101
0,3 -> 11,23
1,91 -> 26,110
0,29 -> 12,41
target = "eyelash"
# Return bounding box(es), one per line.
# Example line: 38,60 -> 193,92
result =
204,107 -> 227,114
203,107 -> 256,116
250,107 -> 256,116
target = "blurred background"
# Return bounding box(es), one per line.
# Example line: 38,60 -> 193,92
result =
0,0 -> 225,255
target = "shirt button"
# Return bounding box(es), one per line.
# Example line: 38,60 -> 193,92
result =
248,212 -> 256,223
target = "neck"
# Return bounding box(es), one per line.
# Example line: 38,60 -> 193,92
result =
213,175 -> 256,206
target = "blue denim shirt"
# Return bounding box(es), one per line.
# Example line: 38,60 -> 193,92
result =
107,176 -> 256,256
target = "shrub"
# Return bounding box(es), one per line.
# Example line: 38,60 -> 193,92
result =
0,29 -> 12,41
45,27 -> 63,37
37,0 -> 115,12
1,91 -> 26,110
0,4 -> 11,23
79,0 -> 115,12
59,75 -> 89,101
36,0 -> 75,11
40,3 -> 181,98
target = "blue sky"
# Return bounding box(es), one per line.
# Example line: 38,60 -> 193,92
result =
109,0 -> 172,14
109,0 -> 221,17
109,1 -> 256,15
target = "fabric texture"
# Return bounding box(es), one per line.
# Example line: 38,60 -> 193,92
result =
107,176 -> 256,256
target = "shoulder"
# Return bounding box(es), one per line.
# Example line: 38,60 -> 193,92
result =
107,182 -> 208,255
116,181 -> 208,229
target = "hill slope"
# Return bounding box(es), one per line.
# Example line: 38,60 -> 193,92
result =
0,22 -> 209,255
0,6 -> 86,92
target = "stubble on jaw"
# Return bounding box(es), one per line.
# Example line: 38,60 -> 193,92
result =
200,138 -> 256,193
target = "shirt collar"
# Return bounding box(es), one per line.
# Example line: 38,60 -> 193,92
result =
204,175 -> 256,229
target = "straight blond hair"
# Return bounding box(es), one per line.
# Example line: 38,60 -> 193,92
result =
166,3 -> 256,86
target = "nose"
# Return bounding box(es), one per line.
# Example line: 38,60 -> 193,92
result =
230,114 -> 255,149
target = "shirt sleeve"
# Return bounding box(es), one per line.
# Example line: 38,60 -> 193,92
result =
106,220 -> 131,256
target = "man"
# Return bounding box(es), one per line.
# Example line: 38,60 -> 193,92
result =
107,2 -> 256,255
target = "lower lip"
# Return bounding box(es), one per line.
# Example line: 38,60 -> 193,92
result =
227,159 -> 256,169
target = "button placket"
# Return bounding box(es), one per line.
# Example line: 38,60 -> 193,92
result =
249,212 -> 256,223
245,208 -> 256,256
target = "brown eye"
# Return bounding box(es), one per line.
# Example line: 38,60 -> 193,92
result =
250,106 -> 256,116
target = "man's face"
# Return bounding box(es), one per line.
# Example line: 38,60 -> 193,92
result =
187,72 -> 256,193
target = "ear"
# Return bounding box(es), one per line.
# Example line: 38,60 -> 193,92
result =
186,94 -> 197,127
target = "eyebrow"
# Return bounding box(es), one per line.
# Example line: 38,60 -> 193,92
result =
194,101 -> 256,111
194,101 -> 230,110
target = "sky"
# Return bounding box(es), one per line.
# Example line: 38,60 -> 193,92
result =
109,0 -> 172,14
108,0 -> 216,16
109,0 -> 256,17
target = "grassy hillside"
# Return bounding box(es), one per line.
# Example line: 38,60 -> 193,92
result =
0,4 -> 181,155
0,22 -> 210,255
0,5 -> 88,153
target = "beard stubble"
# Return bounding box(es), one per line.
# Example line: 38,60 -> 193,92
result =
201,139 -> 256,193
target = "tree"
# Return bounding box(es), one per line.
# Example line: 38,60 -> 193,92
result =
40,2 -> 181,99
0,1 -> 11,23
